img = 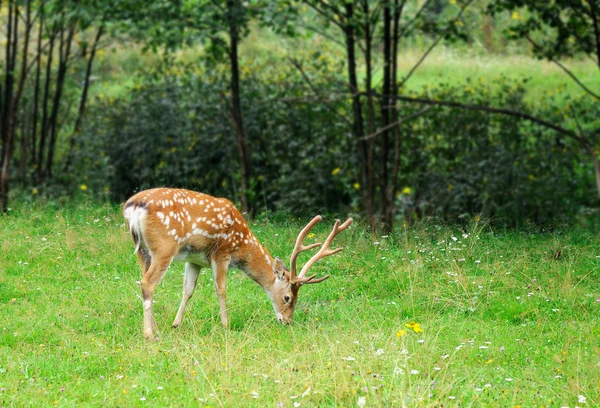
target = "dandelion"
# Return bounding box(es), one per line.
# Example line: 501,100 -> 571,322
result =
331,168 -> 341,175
308,233 -> 315,239
353,183 -> 360,190
80,184 -> 88,191
402,186 -> 412,195
511,11 -> 520,20
405,322 -> 423,333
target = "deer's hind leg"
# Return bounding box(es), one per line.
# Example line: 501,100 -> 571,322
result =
136,248 -> 152,276
140,251 -> 173,340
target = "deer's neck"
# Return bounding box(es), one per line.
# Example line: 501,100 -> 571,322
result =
232,238 -> 276,289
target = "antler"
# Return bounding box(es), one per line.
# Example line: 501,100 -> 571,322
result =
289,216 -> 353,285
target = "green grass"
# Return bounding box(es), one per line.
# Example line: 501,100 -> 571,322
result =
90,32 -> 600,107
1,202 -> 599,407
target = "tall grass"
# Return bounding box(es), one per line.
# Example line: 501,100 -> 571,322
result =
1,201 -> 598,406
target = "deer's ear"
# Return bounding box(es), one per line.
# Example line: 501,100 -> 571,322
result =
273,257 -> 288,280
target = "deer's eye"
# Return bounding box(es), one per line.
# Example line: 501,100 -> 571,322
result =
284,295 -> 291,303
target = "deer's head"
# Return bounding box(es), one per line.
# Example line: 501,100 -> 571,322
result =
268,216 -> 353,324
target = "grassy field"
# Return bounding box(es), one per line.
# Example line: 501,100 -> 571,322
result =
92,33 -> 600,107
1,202 -> 599,407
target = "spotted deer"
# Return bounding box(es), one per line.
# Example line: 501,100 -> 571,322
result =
123,188 -> 353,339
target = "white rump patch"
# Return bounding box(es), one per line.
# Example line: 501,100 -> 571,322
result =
124,205 -> 148,254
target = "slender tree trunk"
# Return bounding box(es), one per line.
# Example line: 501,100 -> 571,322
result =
226,0 -> 251,214
64,24 -> 104,172
380,0 -> 392,226
38,29 -> 56,180
31,2 -> 44,168
1,0 -> 31,212
588,0 -> 600,68
45,22 -> 76,178
1,0 -> 15,164
344,1 -> 373,230
362,0 -> 377,232
383,0 -> 403,232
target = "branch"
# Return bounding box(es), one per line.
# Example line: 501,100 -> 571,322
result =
397,0 -> 431,39
290,58 -> 353,128
304,0 -> 344,30
297,21 -> 345,47
397,0 -> 474,90
371,91 -> 592,148
526,36 -> 600,100
358,106 -> 432,141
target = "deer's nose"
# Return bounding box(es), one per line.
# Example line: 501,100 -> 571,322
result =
277,313 -> 291,325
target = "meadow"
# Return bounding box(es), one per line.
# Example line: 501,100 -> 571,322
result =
1,201 -> 599,407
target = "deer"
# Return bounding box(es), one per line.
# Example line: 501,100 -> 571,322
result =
123,188 -> 353,339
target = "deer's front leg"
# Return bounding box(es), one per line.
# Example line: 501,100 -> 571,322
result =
211,258 -> 230,328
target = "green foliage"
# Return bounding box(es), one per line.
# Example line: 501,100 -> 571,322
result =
72,57 -> 356,212
488,0 -> 600,61
71,59 -> 599,224
396,80 -> 600,224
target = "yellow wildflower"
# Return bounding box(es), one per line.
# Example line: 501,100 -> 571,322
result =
396,329 -> 407,338
511,11 -> 520,20
80,184 -> 88,191
353,183 -> 360,190
402,186 -> 412,195
405,322 -> 423,333
331,168 -> 341,175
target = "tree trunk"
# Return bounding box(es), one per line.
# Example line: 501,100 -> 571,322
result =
226,0 -> 251,215
1,0 -> 16,168
45,22 -> 76,178
380,0 -> 392,228
64,24 -> 104,172
38,29 -> 56,181
362,0 -> 377,232
1,0 -> 31,212
344,1 -> 372,230
30,1 -> 44,169
382,0 -> 403,232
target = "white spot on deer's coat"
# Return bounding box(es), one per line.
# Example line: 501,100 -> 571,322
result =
156,211 -> 165,220
265,255 -> 271,265
164,216 -> 170,227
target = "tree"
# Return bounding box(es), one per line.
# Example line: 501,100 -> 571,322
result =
488,0 -> 600,196
300,0 -> 472,232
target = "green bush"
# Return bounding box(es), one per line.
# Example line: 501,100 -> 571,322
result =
71,60 -> 599,224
